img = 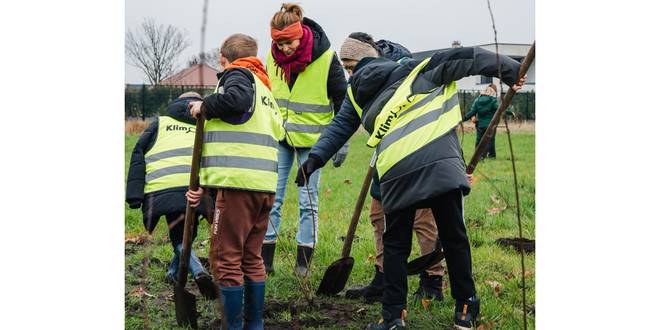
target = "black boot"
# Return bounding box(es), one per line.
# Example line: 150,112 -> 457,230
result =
366,306 -> 407,329
294,245 -> 314,277
454,295 -> 480,330
345,265 -> 384,303
261,242 -> 276,274
412,271 -> 443,303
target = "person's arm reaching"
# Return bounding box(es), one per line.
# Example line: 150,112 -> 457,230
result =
126,120 -> 158,208
296,96 -> 362,185
420,47 -> 521,88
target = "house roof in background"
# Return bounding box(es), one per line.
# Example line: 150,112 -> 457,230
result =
160,63 -> 219,87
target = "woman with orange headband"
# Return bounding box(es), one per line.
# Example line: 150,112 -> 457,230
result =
263,3 -> 348,277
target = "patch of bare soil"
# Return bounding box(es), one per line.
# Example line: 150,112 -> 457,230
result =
496,237 -> 535,253
264,297 -> 371,329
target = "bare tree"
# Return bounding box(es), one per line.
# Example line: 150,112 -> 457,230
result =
126,18 -> 190,85
187,48 -> 220,70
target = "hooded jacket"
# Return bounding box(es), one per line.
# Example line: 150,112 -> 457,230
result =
309,47 -> 521,213
125,96 -> 212,232
375,39 -> 413,63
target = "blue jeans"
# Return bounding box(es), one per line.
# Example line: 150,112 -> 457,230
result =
265,144 -> 320,247
166,243 -> 206,278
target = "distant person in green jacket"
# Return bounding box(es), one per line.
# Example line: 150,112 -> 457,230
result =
462,84 -> 513,159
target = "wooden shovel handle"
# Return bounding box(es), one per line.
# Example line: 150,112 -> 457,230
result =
466,41 -> 535,175
177,115 -> 206,286
341,152 -> 377,258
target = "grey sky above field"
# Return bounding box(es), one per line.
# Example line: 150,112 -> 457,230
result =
125,0 -> 535,84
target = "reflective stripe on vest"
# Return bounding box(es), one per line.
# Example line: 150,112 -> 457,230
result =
144,116 -> 195,193
267,49 -> 335,147
347,85 -> 363,119
354,58 -> 462,177
199,71 -> 285,193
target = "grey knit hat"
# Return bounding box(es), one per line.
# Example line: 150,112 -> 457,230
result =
340,37 -> 379,61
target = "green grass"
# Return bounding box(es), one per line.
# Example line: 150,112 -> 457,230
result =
125,129 -> 535,329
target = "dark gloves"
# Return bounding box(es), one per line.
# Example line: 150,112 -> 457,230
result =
331,142 -> 350,168
127,199 -> 142,209
295,154 -> 323,186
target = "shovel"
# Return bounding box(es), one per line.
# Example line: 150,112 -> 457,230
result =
317,152 -> 377,295
174,115 -> 205,328
407,42 -> 536,276
406,240 -> 445,275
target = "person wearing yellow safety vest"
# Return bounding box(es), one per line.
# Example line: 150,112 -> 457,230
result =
263,3 -> 348,277
125,92 -> 216,300
186,34 -> 285,330
339,32 -> 447,306
296,47 -> 526,329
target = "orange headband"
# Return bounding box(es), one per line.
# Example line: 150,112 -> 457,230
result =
271,21 -> 303,41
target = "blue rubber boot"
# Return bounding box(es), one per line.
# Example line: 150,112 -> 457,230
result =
220,285 -> 244,330
244,279 -> 266,330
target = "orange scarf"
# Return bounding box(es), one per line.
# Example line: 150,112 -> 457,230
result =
224,57 -> 272,90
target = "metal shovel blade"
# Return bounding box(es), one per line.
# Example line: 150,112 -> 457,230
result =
174,284 -> 198,328
407,250 -> 445,275
316,256 -> 354,296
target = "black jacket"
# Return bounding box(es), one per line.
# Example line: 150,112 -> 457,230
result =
125,96 -> 212,232
309,47 -> 521,212
202,68 -> 256,124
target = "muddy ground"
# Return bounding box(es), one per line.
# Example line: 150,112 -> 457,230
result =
125,241 -> 377,329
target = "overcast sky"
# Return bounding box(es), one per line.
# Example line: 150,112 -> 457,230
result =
125,0 -> 534,84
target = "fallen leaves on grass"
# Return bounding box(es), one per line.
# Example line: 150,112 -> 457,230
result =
485,280 -> 502,297
490,194 -> 501,205
476,319 -> 496,330
129,287 -> 155,298
125,233 -> 151,245
487,206 -> 507,215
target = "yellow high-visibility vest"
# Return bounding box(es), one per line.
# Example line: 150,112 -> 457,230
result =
199,71 -> 285,193
348,58 -> 462,177
267,49 -> 335,147
144,116 -> 195,193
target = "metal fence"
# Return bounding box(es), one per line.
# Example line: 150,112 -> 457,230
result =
458,89 -> 535,120
125,84 -> 535,120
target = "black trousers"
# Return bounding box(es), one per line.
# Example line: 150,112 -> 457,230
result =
381,189 -> 476,315
476,127 -> 496,158
166,213 -> 200,248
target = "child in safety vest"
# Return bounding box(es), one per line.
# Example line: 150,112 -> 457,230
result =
125,92 -> 216,300
186,33 -> 285,330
